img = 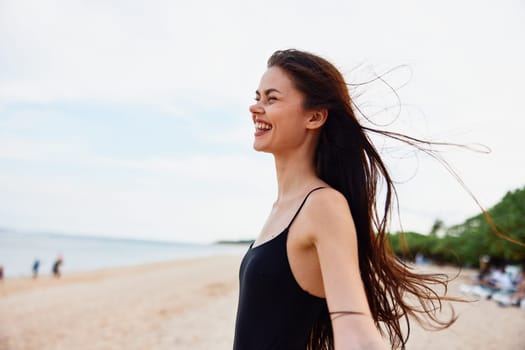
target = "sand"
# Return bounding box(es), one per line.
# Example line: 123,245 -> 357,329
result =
1,254 -> 524,350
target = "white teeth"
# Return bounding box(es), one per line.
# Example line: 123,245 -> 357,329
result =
255,121 -> 272,130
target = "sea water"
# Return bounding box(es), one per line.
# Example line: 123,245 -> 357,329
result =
0,230 -> 248,278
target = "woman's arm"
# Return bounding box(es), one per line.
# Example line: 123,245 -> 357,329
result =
307,189 -> 390,350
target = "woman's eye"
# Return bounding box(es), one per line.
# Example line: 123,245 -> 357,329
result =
253,96 -> 276,103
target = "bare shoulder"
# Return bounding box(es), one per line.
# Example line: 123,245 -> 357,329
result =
303,187 -> 356,245
307,187 -> 350,212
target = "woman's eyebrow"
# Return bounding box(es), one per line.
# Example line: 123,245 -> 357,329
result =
255,88 -> 282,96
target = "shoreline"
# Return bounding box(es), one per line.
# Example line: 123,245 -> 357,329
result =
0,255 -> 244,298
1,255 -> 524,349
0,230 -> 251,279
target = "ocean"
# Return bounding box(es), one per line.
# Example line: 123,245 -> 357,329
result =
0,230 -> 249,278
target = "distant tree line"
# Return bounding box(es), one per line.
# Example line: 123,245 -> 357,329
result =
389,186 -> 525,267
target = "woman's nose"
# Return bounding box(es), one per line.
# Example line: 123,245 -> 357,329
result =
249,101 -> 263,114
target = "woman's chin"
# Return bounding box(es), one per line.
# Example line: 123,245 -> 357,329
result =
253,145 -> 265,152
253,142 -> 270,153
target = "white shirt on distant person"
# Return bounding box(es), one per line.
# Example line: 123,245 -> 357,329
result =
489,269 -> 514,290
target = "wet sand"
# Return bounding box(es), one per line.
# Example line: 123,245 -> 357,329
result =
0,255 -> 523,349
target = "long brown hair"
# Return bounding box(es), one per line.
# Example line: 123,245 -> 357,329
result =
268,49 -> 456,349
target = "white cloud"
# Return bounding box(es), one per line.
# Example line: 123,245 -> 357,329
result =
0,136 -> 89,161
0,0 -> 262,104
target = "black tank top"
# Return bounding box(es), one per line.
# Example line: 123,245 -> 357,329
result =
233,187 -> 328,350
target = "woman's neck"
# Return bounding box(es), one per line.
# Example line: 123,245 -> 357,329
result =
273,151 -> 320,202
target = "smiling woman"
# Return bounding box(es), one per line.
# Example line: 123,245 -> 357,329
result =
251,72 -> 315,156
233,49 -> 456,350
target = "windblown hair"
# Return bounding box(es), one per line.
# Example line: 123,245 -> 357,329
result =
268,49 -> 456,349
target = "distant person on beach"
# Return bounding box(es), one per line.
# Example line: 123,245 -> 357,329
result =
32,259 -> 40,279
491,268 -> 525,307
481,265 -> 514,291
509,270 -> 525,306
0,265 -> 4,280
52,257 -> 63,278
233,49 -> 456,350
415,252 -> 426,265
477,255 -> 491,281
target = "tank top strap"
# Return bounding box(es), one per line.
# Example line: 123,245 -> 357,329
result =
286,186 -> 327,229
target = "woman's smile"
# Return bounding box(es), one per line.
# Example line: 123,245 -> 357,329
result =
254,120 -> 273,137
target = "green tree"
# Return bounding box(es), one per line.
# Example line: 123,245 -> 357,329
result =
388,186 -> 525,266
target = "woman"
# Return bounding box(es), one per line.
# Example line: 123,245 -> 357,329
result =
233,49 -> 453,350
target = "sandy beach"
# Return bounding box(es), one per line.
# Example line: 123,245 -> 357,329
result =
1,254 -> 524,350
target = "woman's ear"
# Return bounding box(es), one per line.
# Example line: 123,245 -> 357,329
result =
306,109 -> 328,130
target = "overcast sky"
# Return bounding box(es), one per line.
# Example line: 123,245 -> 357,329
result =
1,0 -> 524,243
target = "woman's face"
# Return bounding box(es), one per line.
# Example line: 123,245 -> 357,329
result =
250,66 -> 311,154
